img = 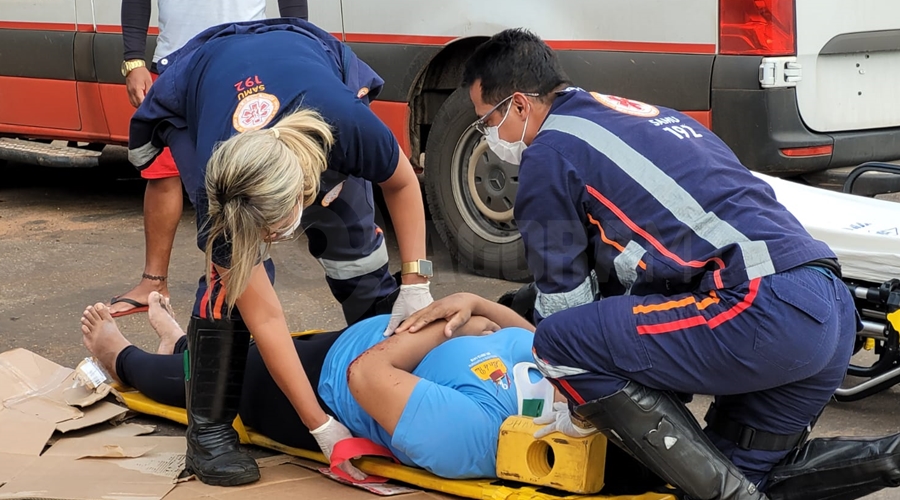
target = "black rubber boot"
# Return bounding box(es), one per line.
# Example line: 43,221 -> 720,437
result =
184,316 -> 260,486
574,382 -> 766,500
764,433 -> 900,500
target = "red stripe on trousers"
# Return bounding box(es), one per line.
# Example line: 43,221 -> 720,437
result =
557,378 -> 587,405
708,278 -> 761,329
636,278 -> 762,334
636,315 -> 708,335
199,267 -> 218,319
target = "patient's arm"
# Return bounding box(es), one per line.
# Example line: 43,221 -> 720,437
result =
397,292 -> 536,337
347,319 -> 464,435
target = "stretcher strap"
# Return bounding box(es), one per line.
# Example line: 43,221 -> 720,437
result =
330,437 -> 399,484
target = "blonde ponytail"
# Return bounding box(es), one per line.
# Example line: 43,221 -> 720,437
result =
204,108 -> 334,315
268,110 -> 334,203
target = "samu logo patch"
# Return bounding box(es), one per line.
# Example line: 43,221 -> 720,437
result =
232,92 -> 280,133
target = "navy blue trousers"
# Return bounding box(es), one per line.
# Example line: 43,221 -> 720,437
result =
532,266 -> 857,485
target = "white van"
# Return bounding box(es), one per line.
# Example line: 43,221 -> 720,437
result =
2,0 -> 899,280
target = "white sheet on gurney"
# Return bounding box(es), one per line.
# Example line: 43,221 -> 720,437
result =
755,172 -> 900,284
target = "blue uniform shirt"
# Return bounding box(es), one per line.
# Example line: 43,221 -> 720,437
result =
318,315 -> 536,479
127,20 -> 399,265
516,89 -> 836,321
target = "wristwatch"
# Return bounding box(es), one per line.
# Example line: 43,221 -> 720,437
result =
121,59 -> 147,77
401,259 -> 434,278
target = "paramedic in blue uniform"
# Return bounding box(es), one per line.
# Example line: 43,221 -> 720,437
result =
400,29 -> 858,499
127,20 -> 434,486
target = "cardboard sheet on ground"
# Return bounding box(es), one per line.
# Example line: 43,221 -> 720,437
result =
118,389 -> 675,500
0,348 -> 128,489
0,431 -> 186,500
0,349 -> 126,432
757,172 -> 900,283
165,455 -> 419,500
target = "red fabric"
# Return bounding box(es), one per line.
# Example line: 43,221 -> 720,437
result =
328,437 -> 398,484
139,71 -> 180,180
140,147 -> 179,179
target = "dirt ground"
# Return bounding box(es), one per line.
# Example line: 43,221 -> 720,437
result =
2,161 -> 899,499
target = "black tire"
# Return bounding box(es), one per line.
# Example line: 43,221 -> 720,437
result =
424,87 -> 531,282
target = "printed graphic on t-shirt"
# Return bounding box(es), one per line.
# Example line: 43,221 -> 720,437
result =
469,353 -> 510,391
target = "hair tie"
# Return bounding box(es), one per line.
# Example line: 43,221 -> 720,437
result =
271,128 -> 280,140
216,192 -> 245,206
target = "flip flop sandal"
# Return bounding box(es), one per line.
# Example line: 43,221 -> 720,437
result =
109,296 -> 149,318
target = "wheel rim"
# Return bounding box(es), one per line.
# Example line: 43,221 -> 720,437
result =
450,126 -> 521,244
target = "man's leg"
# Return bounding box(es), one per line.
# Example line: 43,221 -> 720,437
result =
301,172 -> 396,325
532,267 -> 850,498
109,148 -> 183,317
532,290 -> 765,499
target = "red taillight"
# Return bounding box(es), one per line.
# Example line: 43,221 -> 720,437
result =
720,0 -> 796,55
780,145 -> 833,157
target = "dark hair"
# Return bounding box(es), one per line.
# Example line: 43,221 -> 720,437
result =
462,28 -> 570,105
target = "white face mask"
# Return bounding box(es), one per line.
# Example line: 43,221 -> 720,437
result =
271,205 -> 303,242
485,104 -> 529,165
283,208 -> 304,237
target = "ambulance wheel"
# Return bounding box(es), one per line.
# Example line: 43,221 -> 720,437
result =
424,87 -> 531,282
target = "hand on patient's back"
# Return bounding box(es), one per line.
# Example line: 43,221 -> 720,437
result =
310,415 -> 367,481
394,292 -> 482,338
382,283 -> 434,337
533,402 -> 599,439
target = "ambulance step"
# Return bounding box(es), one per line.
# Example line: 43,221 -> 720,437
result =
0,138 -> 101,168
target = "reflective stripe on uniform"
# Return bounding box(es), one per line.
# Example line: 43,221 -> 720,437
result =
318,239 -> 389,280
532,350 -> 589,379
541,115 -> 776,280
128,142 -> 161,168
614,240 -> 646,294
534,271 -> 598,319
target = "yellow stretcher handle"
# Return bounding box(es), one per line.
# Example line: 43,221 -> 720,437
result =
887,310 -> 900,333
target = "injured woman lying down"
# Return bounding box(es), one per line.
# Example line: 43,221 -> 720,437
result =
80,290 -> 543,480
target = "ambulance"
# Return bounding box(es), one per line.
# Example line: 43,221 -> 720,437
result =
2,0 -> 899,280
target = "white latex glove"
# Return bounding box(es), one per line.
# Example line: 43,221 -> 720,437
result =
533,402 -> 599,439
383,283 -> 434,336
309,415 -> 367,481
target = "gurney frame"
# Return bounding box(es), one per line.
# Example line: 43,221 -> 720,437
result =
834,162 -> 900,402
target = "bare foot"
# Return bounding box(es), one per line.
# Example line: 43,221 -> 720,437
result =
108,277 -> 169,316
81,303 -> 132,385
148,291 -> 184,355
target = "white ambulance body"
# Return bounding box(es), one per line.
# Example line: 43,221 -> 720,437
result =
2,0 -> 898,279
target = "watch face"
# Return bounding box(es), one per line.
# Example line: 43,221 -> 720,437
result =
419,259 -> 433,277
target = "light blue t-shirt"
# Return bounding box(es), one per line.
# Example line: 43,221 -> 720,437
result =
317,315 -> 536,479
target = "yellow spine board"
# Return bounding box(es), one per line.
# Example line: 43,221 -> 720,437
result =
118,391 -> 674,500
115,329 -> 676,500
